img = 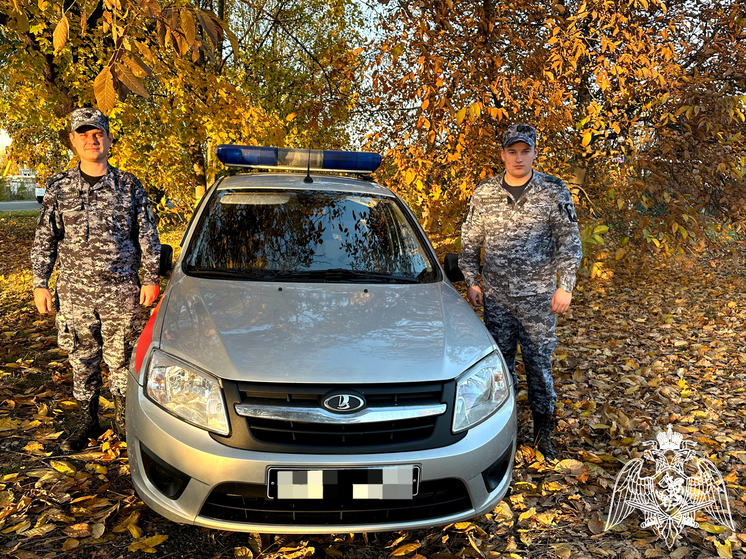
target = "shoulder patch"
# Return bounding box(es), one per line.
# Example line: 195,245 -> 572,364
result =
559,201 -> 578,223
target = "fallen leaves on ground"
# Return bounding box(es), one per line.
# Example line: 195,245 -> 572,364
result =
1,213 -> 744,558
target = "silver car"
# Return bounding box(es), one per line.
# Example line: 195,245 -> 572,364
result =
127,146 -> 516,533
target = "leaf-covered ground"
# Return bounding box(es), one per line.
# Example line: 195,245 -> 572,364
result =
1,212 -> 744,559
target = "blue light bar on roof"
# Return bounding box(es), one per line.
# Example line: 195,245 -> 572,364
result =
215,145 -> 382,174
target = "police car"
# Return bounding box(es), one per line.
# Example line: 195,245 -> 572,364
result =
127,146 -> 516,533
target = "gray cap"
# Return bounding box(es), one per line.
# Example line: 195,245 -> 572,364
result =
502,123 -> 536,147
71,107 -> 109,133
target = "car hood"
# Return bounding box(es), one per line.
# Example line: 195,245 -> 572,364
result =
157,275 -> 496,384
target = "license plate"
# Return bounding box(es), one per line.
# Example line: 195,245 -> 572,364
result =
267,465 -> 420,500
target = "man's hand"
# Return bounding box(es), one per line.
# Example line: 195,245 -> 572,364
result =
551,288 -> 572,314
466,286 -> 484,308
34,288 -> 53,314
140,284 -> 160,306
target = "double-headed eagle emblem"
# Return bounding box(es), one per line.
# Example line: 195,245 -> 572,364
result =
605,425 -> 735,548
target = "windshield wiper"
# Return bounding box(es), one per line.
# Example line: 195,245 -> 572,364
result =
186,267 -> 280,280
312,268 -> 420,284
186,267 -> 420,283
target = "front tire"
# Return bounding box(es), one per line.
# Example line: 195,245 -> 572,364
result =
37,196 -> 44,204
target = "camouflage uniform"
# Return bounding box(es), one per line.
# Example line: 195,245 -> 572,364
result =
459,133 -> 582,416
32,155 -> 160,400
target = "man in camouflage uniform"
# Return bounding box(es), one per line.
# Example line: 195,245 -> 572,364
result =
32,108 -> 161,452
459,123 -> 582,460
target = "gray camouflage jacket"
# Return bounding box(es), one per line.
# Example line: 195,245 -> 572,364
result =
32,165 -> 161,290
459,170 -> 582,297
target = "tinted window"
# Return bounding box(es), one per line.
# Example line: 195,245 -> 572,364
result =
184,189 -> 437,282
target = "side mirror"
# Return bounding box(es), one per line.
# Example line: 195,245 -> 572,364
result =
159,244 -> 174,276
443,253 -> 465,283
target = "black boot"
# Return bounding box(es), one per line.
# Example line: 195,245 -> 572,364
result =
533,411 -> 557,460
61,397 -> 103,452
113,395 -> 126,440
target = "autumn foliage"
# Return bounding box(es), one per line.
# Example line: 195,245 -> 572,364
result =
0,0 -> 364,209
366,0 -> 746,270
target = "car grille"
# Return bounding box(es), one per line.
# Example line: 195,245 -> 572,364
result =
212,381 -> 464,454
199,479 -> 472,525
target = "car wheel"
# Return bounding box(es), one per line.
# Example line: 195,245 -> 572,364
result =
37,196 -> 44,204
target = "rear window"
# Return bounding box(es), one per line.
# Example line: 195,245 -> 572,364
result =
184,189 -> 438,283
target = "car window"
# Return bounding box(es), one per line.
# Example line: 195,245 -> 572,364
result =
184,189 -> 437,282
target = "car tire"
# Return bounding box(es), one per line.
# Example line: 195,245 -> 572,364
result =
37,196 -> 44,204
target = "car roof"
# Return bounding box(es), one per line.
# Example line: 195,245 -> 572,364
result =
216,173 -> 395,197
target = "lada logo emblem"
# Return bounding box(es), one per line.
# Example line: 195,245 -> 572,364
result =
322,391 -> 366,413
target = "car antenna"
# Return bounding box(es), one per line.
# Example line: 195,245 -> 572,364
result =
303,147 -> 313,184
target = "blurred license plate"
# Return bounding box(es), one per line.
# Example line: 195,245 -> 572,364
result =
267,465 -> 419,500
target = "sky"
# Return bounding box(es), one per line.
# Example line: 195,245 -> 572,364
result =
0,130 -> 10,153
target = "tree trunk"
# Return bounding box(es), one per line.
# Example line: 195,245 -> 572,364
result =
217,0 -> 225,61
187,139 -> 207,200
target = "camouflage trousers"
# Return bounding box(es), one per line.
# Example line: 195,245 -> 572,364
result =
483,294 -> 557,415
55,279 -> 145,401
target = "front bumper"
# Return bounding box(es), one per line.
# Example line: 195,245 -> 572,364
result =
127,373 -> 516,533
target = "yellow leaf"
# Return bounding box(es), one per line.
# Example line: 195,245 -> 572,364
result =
22,523 -> 55,538
142,534 -> 169,547
50,460 -> 76,477
128,524 -> 143,538
180,8 -> 196,45
699,522 -> 727,534
454,521 -> 472,530
456,106 -> 467,125
68,450 -> 104,461
286,112 -> 297,122
63,523 -> 92,538
53,14 -> 69,53
517,506 -> 536,523
582,131 -> 592,146
93,67 -> 116,113
555,459 -> 585,475
324,547 -> 342,557
63,538 -> 79,550
389,543 -> 421,556
6,519 -> 31,534
92,523 -> 105,539
235,547 -> 254,558
0,417 -> 22,431
714,540 -> 732,559
114,63 -> 150,98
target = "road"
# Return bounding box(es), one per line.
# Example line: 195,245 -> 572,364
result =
0,200 -> 41,211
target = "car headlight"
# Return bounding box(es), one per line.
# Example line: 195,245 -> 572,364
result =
453,351 -> 511,433
145,349 -> 229,435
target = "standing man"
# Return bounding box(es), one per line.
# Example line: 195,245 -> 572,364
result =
459,123 -> 582,460
32,108 -> 161,452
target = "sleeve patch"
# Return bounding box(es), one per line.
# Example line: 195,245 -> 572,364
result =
560,202 -> 578,223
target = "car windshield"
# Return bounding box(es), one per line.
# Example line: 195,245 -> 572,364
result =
184,189 -> 438,283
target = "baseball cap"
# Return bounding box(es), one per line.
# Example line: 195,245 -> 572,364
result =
71,107 -> 109,133
502,123 -> 536,147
